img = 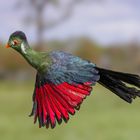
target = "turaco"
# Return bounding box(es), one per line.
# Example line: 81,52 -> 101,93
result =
6,31 -> 140,129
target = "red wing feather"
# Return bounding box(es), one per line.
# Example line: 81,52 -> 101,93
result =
31,82 -> 93,128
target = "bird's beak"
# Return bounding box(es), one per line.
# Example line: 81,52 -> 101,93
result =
5,44 -> 10,48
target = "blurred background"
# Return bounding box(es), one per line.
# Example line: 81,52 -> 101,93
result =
0,0 -> 140,140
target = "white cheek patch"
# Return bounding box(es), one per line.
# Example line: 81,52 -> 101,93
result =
12,41 -> 15,45
21,43 -> 27,54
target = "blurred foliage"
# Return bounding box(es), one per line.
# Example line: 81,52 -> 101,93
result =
0,39 -> 140,80
73,38 -> 104,63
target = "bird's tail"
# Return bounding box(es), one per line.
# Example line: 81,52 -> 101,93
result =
96,67 -> 140,103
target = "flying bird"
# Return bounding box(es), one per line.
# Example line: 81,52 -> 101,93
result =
6,31 -> 140,129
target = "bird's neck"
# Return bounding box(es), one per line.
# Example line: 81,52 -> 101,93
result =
20,45 -> 42,70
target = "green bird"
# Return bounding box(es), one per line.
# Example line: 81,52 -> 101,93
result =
6,31 -> 140,129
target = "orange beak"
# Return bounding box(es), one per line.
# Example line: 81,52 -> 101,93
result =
5,44 -> 10,48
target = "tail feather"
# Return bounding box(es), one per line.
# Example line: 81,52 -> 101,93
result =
96,67 -> 140,103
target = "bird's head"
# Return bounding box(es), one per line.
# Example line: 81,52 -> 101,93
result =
6,31 -> 29,54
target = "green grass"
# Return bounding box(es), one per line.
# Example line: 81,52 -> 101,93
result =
0,80 -> 140,140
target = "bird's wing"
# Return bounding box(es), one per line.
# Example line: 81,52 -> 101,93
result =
30,51 -> 100,128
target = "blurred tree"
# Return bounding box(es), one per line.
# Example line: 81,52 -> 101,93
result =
15,0 -> 103,50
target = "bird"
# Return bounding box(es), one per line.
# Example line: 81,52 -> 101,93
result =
6,31 -> 140,129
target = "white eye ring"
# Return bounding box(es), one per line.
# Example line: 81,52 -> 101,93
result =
11,40 -> 19,46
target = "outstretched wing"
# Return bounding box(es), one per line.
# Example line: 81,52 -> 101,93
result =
30,51 -> 100,128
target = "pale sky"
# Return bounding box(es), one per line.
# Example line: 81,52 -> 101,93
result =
0,0 -> 140,45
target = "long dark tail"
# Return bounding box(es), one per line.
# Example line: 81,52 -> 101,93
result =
96,67 -> 140,103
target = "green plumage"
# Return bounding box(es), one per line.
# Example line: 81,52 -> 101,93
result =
7,31 -> 100,85
22,49 -> 52,73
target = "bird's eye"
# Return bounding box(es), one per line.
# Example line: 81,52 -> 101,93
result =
12,40 -> 19,46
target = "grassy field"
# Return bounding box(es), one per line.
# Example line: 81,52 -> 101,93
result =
0,80 -> 140,140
